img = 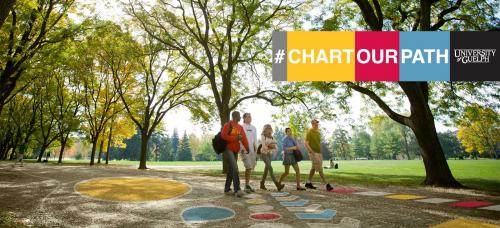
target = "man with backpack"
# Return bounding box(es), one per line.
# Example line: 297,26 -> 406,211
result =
221,111 -> 250,197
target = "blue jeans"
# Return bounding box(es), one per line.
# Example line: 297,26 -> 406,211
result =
224,149 -> 240,192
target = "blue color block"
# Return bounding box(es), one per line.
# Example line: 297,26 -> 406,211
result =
400,32 -> 450,81
271,192 -> 290,197
182,207 -> 235,222
280,200 -> 309,207
295,209 -> 337,220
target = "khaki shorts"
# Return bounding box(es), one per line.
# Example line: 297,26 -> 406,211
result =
242,151 -> 257,170
309,152 -> 323,172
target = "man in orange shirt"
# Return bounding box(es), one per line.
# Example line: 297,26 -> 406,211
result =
221,111 -> 250,197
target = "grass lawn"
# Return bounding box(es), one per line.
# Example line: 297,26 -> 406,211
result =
18,158 -> 500,193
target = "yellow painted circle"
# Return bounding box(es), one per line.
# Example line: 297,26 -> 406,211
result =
75,177 -> 190,202
246,198 -> 267,205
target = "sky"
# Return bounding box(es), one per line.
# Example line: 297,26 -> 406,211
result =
78,0 -> 456,138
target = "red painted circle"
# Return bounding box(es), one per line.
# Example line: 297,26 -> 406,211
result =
449,201 -> 494,208
249,212 -> 282,221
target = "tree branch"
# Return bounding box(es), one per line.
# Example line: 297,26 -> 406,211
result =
347,82 -> 410,126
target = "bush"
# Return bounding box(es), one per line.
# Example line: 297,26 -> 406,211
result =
75,151 -> 82,160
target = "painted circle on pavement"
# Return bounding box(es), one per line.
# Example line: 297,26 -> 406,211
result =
246,198 -> 267,204
75,177 -> 190,202
248,205 -> 274,212
249,212 -> 282,221
182,206 -> 235,223
249,222 -> 293,228
244,193 -> 263,199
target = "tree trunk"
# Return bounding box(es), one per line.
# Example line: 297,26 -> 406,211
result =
0,145 -> 6,160
37,145 -> 47,162
138,131 -> 149,169
97,139 -> 104,164
220,112 -> 230,174
400,82 -> 462,187
58,134 -> 69,163
89,138 -> 98,165
0,0 -> 15,30
106,124 -> 113,165
9,147 -> 16,160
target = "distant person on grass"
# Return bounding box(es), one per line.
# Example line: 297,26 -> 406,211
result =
242,113 -> 258,193
13,140 -> 27,167
304,119 -> 333,191
259,124 -> 285,192
221,111 -> 250,197
278,127 -> 306,191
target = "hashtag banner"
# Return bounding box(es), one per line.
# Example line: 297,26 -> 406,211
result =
271,31 -> 499,81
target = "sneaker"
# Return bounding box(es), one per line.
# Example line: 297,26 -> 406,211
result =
305,182 -> 316,189
326,183 -> 334,191
235,190 -> 246,197
245,185 -> 255,193
260,182 -> 267,191
277,183 -> 285,192
296,186 -> 306,191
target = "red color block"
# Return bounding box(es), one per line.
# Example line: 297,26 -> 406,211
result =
249,212 -> 281,221
355,31 -> 399,81
449,201 -> 495,208
330,189 -> 356,193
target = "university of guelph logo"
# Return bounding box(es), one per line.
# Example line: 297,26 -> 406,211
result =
454,49 -> 496,64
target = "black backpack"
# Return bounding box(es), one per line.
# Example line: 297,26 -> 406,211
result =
212,123 -> 233,154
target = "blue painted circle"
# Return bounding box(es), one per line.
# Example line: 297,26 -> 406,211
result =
182,206 -> 235,222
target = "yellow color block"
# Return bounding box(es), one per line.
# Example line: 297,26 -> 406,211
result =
287,31 -> 355,81
246,198 -> 267,205
384,194 -> 426,200
75,177 -> 190,202
431,218 -> 500,228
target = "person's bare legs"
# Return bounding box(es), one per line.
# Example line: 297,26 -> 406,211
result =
279,165 -> 290,184
292,164 -> 301,187
245,169 -> 251,186
318,170 -> 327,185
308,168 -> 315,182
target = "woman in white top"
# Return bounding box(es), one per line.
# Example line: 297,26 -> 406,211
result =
259,124 -> 285,191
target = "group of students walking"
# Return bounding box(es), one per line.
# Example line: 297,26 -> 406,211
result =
221,111 -> 333,197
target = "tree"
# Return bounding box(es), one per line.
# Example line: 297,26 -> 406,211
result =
313,0 -> 499,187
369,116 -> 406,159
33,77 -> 60,162
113,34 -> 202,169
195,140 -> 219,161
171,129 -> 179,161
352,128 -> 371,159
438,131 -> 464,159
76,21 -> 130,166
0,0 -> 15,29
457,105 -> 499,159
330,128 -> 353,160
273,127 -> 286,160
47,42 -> 81,164
127,0 -> 306,173
158,134 -> 172,161
177,132 -> 192,161
123,130 -> 141,160
0,0 -> 76,114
